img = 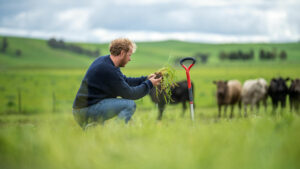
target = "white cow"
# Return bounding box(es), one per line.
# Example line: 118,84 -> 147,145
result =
242,78 -> 268,116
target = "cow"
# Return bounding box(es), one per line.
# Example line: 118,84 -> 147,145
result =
149,80 -> 194,120
289,78 -> 300,113
241,78 -> 268,116
213,80 -> 242,118
268,77 -> 290,113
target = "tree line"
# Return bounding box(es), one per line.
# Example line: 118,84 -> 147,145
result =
219,50 -> 254,61
259,49 -> 287,60
219,49 -> 287,61
47,38 -> 100,57
173,48 -> 288,65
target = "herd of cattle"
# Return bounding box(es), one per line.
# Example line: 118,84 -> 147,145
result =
149,78 -> 300,120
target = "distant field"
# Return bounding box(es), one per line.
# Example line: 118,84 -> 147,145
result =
1,36 -> 300,69
0,36 -> 299,169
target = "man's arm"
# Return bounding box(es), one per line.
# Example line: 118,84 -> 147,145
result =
123,75 -> 148,86
111,77 -> 153,100
109,70 -> 161,100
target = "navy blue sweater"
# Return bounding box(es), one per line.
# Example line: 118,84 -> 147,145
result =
73,55 -> 153,109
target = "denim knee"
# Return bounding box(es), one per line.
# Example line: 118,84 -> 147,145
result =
119,100 -> 136,123
127,100 -> 136,114
73,108 -> 88,129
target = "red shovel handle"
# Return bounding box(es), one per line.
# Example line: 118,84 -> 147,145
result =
180,57 -> 196,89
180,57 -> 196,71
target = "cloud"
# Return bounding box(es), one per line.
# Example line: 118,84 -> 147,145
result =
0,0 -> 299,43
56,8 -> 91,31
2,27 -> 298,43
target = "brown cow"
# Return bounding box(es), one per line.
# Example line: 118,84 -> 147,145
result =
213,80 -> 242,118
289,78 -> 300,113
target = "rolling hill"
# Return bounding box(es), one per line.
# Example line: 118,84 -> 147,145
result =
0,35 -> 300,69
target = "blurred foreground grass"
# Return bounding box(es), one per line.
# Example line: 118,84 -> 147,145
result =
0,109 -> 299,169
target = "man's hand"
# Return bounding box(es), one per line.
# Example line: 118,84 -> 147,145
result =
147,73 -> 155,79
149,76 -> 162,87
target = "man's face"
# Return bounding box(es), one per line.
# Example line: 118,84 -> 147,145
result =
119,47 -> 132,67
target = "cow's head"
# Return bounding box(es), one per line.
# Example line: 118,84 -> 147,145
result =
290,78 -> 300,93
256,78 -> 268,93
213,80 -> 228,98
270,77 -> 289,93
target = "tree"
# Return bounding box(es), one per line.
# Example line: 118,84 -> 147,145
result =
47,38 -> 101,57
219,51 -> 227,60
15,49 -> 22,57
279,50 -> 287,60
1,37 -> 8,53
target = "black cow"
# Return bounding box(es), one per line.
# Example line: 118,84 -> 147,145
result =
149,80 -> 194,120
268,77 -> 290,113
289,78 -> 300,113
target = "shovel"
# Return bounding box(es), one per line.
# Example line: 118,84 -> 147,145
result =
180,57 -> 196,121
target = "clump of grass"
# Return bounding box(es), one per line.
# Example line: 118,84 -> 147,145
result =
153,65 -> 177,103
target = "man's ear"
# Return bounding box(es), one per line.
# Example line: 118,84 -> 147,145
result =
120,50 -> 125,56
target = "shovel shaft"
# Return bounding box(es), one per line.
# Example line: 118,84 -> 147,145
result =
190,103 -> 195,121
187,77 -> 195,121
185,69 -> 192,89
188,87 -> 194,104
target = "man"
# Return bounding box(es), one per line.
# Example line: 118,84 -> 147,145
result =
72,38 -> 162,129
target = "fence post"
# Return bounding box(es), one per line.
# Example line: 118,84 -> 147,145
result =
52,91 -> 56,113
18,89 -> 22,113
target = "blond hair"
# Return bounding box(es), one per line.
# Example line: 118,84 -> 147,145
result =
109,38 -> 136,56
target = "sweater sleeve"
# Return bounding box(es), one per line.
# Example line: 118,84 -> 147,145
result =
123,74 -> 148,86
109,70 -> 153,100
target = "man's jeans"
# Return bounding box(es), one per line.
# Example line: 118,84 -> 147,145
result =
73,98 -> 136,129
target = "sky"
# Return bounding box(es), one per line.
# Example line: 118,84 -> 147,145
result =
0,0 -> 299,43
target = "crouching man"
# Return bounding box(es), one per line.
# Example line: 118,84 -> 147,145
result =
72,38 -> 162,129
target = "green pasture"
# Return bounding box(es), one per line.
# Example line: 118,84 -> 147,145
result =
0,65 -> 298,115
0,36 -> 300,169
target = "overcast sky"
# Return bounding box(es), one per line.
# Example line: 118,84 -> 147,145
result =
0,0 -> 299,43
